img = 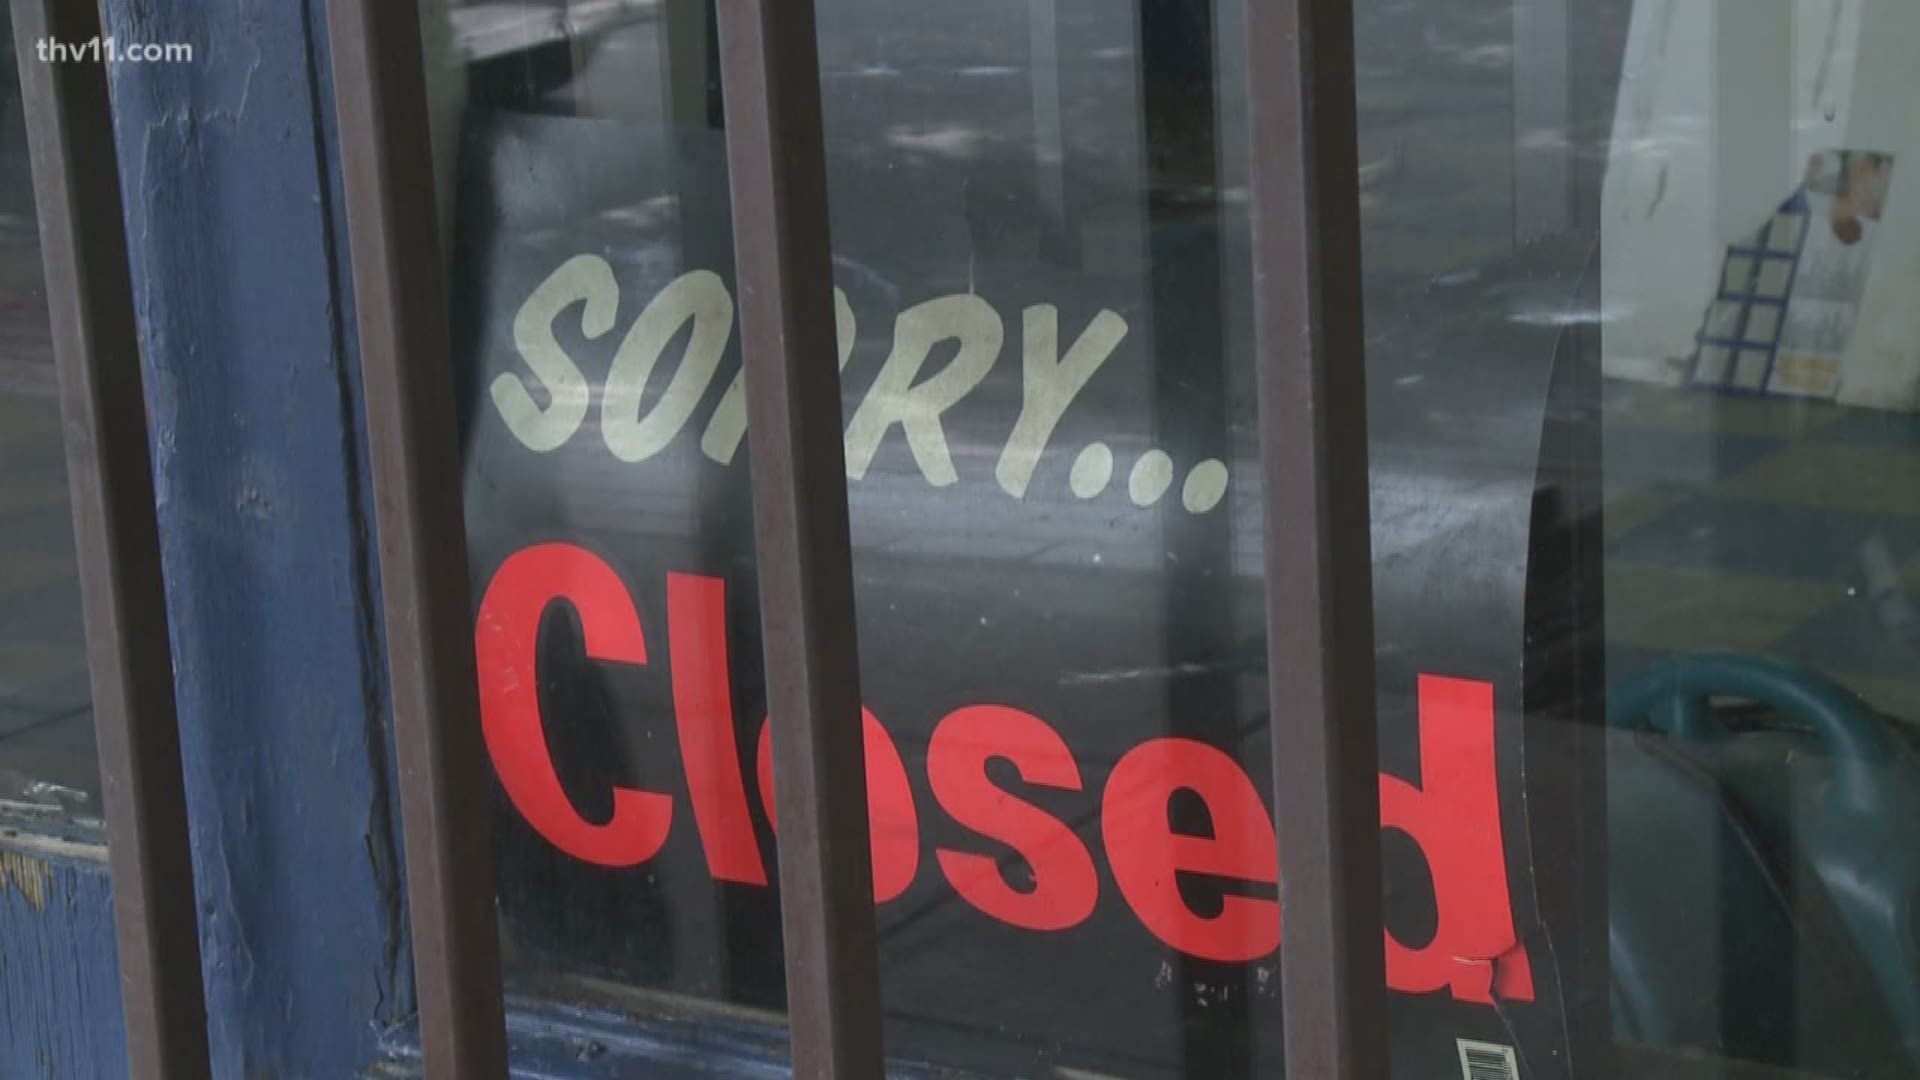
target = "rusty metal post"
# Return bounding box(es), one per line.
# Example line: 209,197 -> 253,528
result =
325,1 -> 511,1076
1245,0 -> 1389,1074
712,0 -> 886,1075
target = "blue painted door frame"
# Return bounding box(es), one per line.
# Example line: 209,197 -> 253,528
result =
103,0 -> 413,1073
0,832 -> 124,1078
2,0 -> 414,1075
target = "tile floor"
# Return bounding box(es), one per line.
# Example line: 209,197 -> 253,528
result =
1603,379 -> 1920,727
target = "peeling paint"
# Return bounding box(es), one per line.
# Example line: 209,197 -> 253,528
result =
0,850 -> 52,911
86,0 -> 422,1071
0,840 -> 123,1077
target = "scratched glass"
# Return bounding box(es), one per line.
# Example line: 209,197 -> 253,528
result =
0,6 -> 103,833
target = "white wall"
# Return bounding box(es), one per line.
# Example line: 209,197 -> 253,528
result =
1601,0 -> 1920,411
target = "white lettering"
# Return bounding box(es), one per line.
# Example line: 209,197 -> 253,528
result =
496,254 -> 617,453
602,270 -> 734,463
995,305 -> 1127,498
844,294 -> 1002,486
699,288 -> 855,465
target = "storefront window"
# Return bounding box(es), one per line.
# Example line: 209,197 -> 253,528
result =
435,4 -> 1281,1070
0,4 -> 99,831
428,0 -> 1920,1076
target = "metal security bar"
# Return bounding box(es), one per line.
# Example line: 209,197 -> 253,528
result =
1246,0 -> 1389,1076
711,0 -> 887,1076
325,2 -> 512,1077
10,0 -> 213,1076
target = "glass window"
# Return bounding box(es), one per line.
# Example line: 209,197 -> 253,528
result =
0,4 -> 101,832
1597,5 -> 1920,1075
428,0 -> 1920,1077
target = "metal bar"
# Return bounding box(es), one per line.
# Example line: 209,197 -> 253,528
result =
324,2 -> 510,1077
711,1 -> 886,1077
9,0 -> 212,1076
1244,0 -> 1389,1076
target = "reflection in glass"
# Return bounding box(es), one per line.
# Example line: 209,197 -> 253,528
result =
429,0 -> 1920,1077
1597,4 -> 1920,1076
0,5 -> 101,829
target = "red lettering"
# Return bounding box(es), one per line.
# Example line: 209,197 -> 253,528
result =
474,544 -> 674,868
667,573 -> 766,885
475,547 -> 1529,1011
928,705 -> 1098,931
756,710 -> 921,903
1102,738 -> 1278,962
1381,674 -> 1534,1002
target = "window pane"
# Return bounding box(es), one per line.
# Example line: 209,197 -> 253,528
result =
1361,0 -> 1920,1075
0,6 -> 101,832
434,0 -> 1920,1076
432,1 -> 1290,1072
